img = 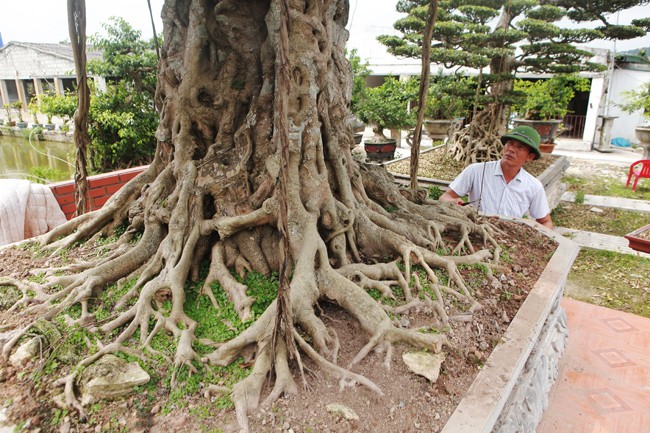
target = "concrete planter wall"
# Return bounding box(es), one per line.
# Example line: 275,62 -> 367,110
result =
442,223 -> 579,433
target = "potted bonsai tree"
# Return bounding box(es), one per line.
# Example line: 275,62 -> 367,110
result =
512,75 -> 590,152
423,72 -> 474,140
355,75 -> 417,162
3,104 -> 15,127
11,101 -> 28,128
38,91 -> 78,132
27,100 -> 44,128
617,80 -> 650,159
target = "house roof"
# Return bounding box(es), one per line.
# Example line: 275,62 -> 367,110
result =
0,41 -> 103,61
0,41 -> 103,79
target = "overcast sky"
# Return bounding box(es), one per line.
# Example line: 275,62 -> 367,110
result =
1,0 -> 649,58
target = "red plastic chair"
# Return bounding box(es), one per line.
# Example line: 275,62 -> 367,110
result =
626,160 -> 650,191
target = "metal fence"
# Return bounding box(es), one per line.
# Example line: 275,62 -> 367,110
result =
558,114 -> 586,139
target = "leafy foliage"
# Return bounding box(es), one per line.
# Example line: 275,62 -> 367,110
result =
380,0 -> 648,135
35,18 -> 158,173
38,92 -> 77,124
347,49 -> 371,118
425,71 -> 478,120
354,75 -> 419,139
512,75 -> 590,120
617,80 -> 650,119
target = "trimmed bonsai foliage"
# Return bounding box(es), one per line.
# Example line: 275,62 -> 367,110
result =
426,72 -> 477,120
355,75 -> 418,142
39,92 -> 77,126
512,75 -> 590,120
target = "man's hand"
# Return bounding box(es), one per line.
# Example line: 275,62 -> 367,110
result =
439,190 -> 465,206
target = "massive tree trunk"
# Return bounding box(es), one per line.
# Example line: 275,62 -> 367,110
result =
1,0 -> 502,431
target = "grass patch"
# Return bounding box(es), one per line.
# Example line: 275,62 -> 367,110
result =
566,249 -> 650,318
551,203 -> 648,236
563,173 -> 650,201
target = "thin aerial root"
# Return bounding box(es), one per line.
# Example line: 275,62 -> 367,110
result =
293,329 -> 383,395
53,372 -> 86,421
262,339 -> 298,405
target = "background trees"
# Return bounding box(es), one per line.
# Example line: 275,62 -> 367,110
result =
378,0 -> 650,162
38,18 -> 159,174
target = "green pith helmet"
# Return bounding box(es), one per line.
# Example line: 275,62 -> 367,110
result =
501,126 -> 542,160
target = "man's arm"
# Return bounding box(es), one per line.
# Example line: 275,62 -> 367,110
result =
536,214 -> 553,229
439,189 -> 465,206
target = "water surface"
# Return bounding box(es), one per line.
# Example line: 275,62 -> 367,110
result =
0,134 -> 74,181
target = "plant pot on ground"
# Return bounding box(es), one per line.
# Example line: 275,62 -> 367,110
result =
423,72 -> 473,140
354,75 -> 417,163
625,223 -> 650,254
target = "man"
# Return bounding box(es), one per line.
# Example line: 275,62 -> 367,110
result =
439,125 -> 553,228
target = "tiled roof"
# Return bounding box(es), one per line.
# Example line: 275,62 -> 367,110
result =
0,41 -> 103,61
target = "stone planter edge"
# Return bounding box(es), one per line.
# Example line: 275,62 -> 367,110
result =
441,222 -> 579,433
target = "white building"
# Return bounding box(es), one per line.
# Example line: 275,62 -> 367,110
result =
0,41 -> 102,123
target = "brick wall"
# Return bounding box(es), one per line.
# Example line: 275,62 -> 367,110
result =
49,166 -> 148,220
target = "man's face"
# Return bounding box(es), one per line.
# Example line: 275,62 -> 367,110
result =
502,139 -> 535,168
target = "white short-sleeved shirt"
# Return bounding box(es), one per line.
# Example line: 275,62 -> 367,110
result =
448,160 -> 550,219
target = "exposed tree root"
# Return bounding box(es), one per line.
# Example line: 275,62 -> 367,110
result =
448,104 -> 505,165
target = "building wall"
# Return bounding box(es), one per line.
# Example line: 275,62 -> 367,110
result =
607,67 -> 650,144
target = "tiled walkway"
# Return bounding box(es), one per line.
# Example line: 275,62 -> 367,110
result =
537,297 -> 650,433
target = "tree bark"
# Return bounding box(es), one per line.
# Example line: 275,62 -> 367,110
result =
410,0 -> 438,190
67,0 -> 90,216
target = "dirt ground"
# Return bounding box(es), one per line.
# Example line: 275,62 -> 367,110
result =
0,217 -> 557,433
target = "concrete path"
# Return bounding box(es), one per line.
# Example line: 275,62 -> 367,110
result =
554,227 -> 650,258
552,138 -> 642,166
555,192 -> 650,258
561,191 -> 650,213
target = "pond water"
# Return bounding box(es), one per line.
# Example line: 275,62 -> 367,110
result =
0,134 -> 75,182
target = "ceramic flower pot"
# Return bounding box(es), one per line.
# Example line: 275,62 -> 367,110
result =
513,119 -> 562,144
364,138 -> 397,163
625,223 -> 650,254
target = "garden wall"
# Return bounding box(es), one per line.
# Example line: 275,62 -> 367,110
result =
49,166 -> 147,220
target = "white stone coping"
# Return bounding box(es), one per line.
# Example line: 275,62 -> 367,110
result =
441,221 -> 579,433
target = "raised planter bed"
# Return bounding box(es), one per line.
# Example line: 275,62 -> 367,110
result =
442,222 -> 579,433
625,223 -> 650,254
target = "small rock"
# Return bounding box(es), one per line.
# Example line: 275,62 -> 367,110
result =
326,403 -> 359,421
402,351 -> 446,382
9,337 -> 42,367
60,417 -> 71,433
589,207 -> 604,213
79,354 -> 150,406
501,310 -> 510,323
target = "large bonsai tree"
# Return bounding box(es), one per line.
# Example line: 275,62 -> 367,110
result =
2,1 -> 509,431
379,0 -> 650,164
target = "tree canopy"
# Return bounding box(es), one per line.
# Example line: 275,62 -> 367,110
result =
378,0 -> 650,163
